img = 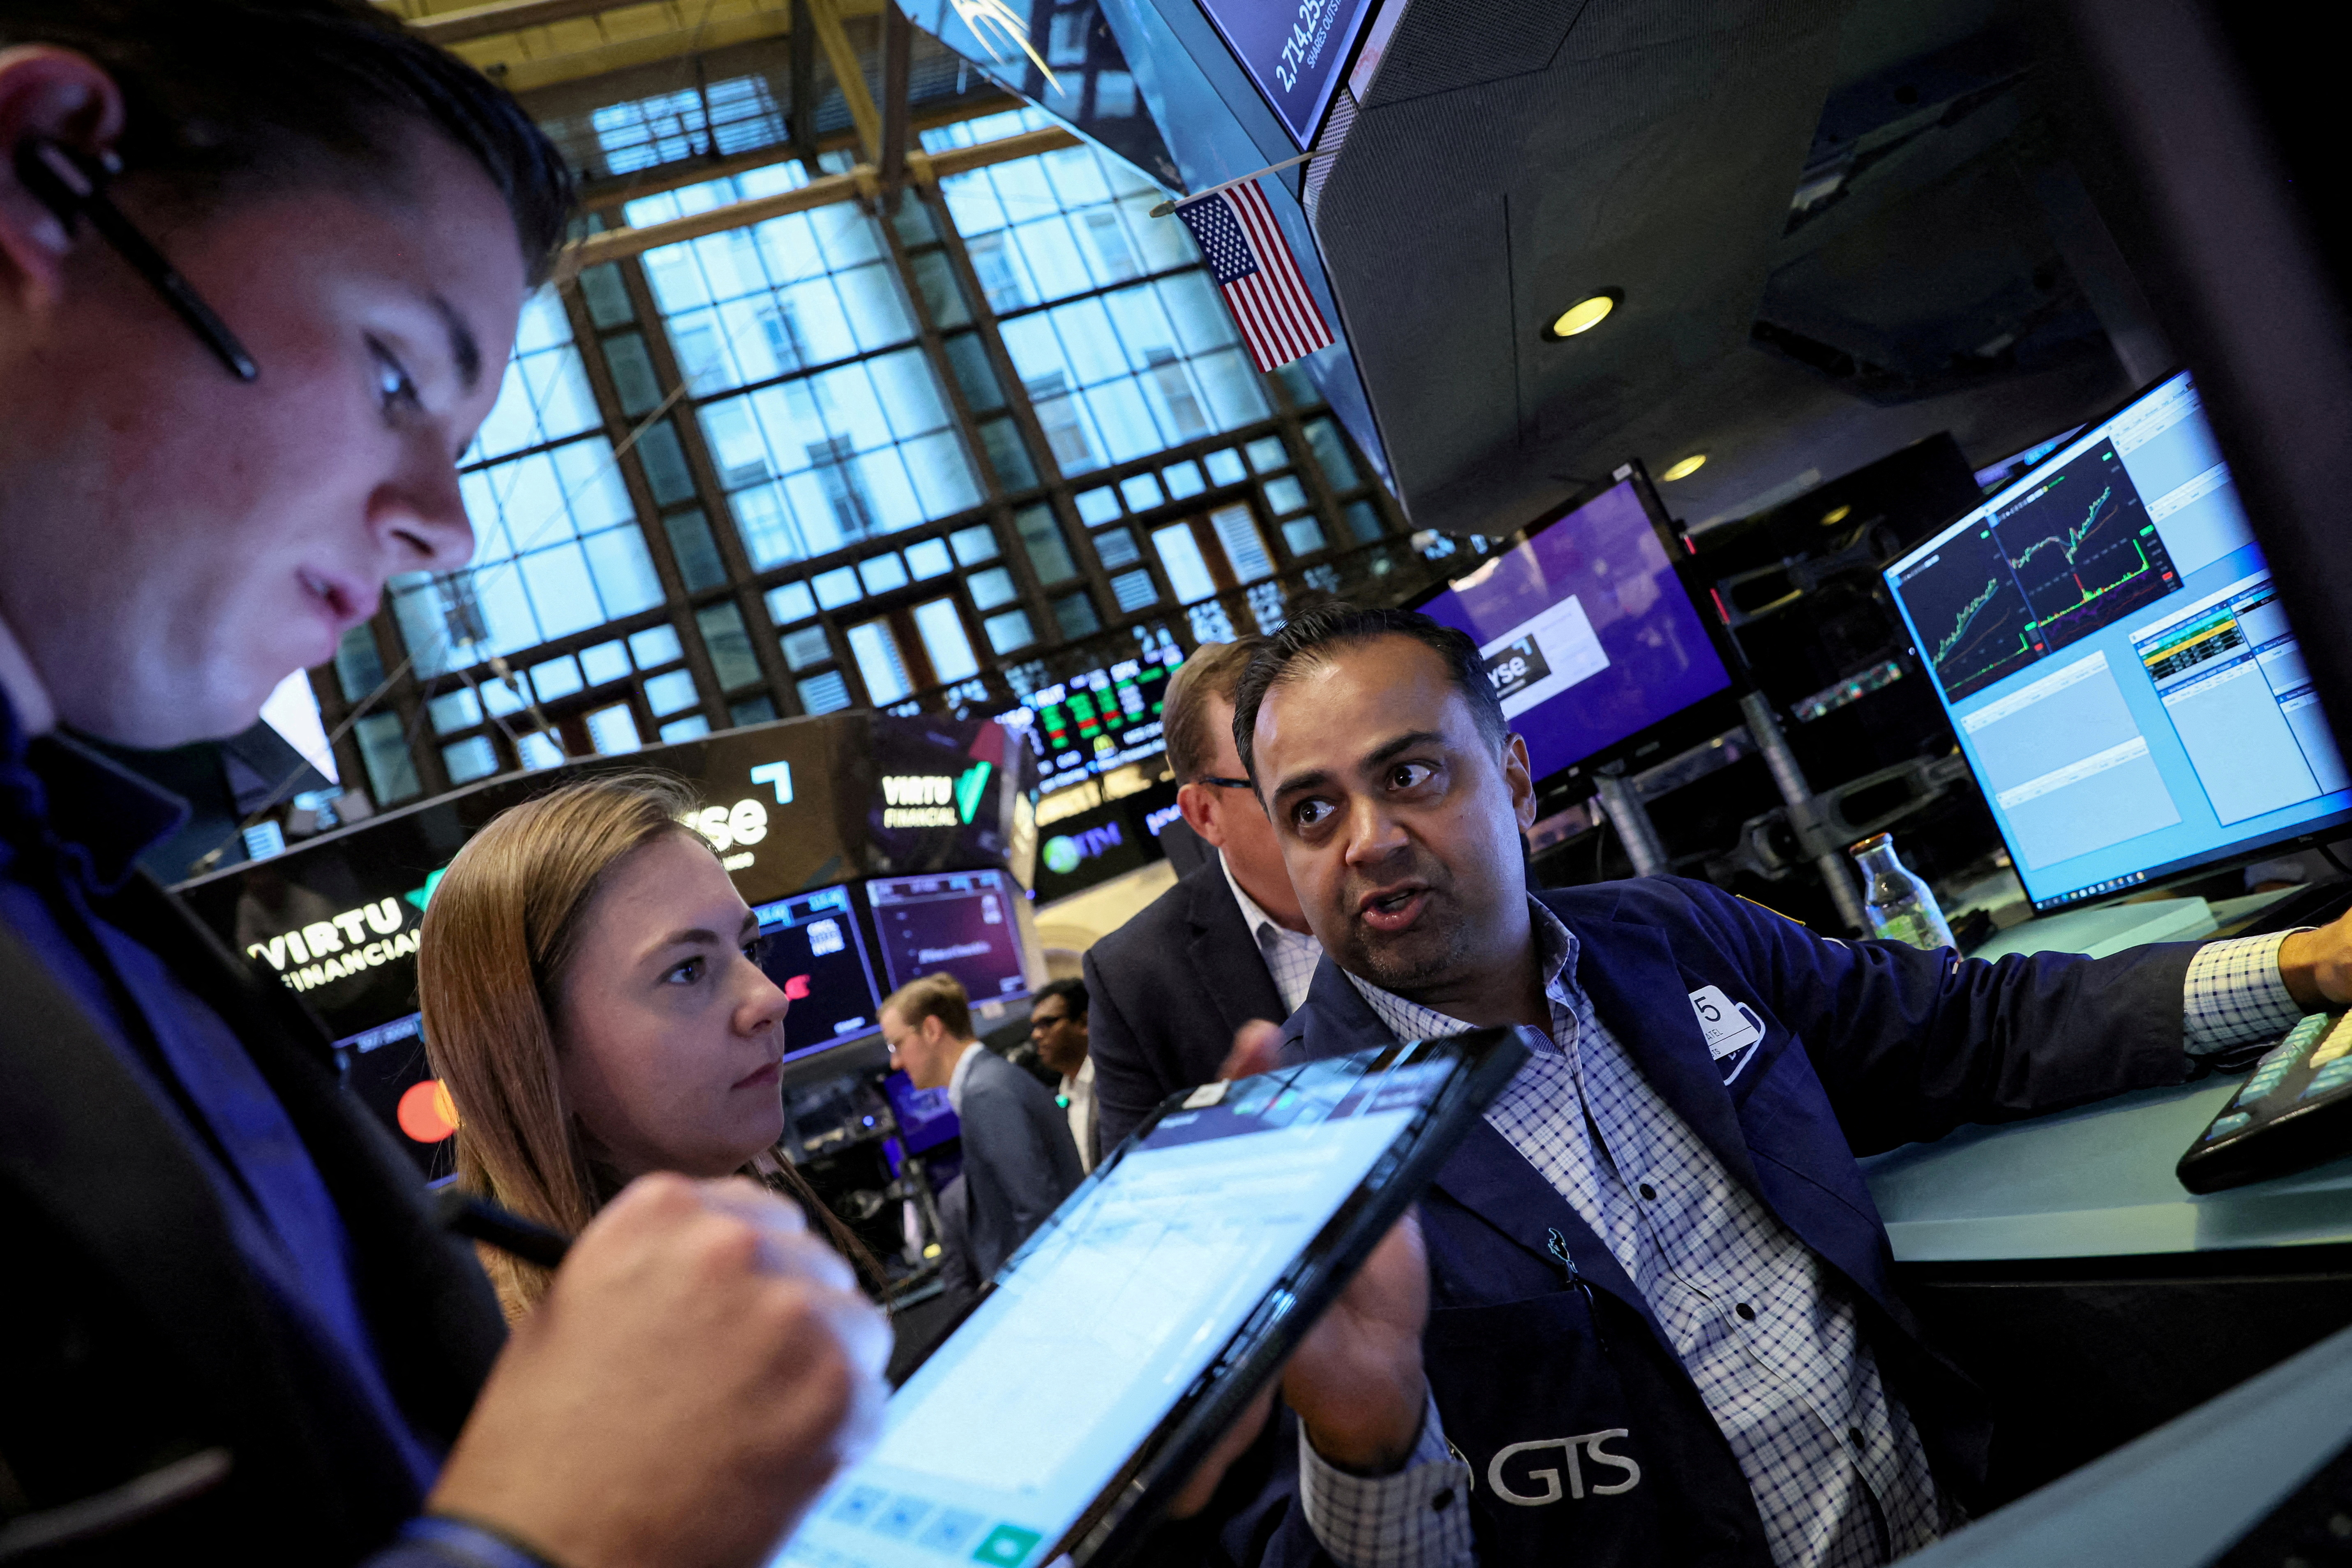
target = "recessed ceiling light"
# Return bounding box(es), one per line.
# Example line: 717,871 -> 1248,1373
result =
1661,454 -> 1706,481
1549,294 -> 1616,337
1821,503 -> 1852,526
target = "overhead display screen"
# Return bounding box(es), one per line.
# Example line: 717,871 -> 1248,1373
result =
1885,369 -> 2352,910
1414,473 -> 1737,783
866,869 -> 1031,1007
1002,654 -> 1182,800
750,884 -> 886,1063
1196,0 -> 1385,149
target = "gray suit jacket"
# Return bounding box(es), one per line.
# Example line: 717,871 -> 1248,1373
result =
956,1048 -> 1085,1279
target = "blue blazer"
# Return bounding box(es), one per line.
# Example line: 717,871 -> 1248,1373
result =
1222,876 -> 2200,1568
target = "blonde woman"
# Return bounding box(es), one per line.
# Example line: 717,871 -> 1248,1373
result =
419,772 -> 881,1317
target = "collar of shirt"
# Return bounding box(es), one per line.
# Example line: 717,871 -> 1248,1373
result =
946,1040 -> 985,1114
0,687 -> 191,894
1061,1054 -> 1096,1099
1344,897 -> 1577,1046
1221,854 -> 1324,1013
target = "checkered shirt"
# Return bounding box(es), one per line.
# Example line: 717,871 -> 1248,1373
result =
2184,932 -> 2304,1053
1223,858 -> 1323,1014
1295,914 -> 2320,1568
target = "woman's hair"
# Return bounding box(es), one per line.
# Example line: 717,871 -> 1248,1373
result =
418,771 -> 881,1316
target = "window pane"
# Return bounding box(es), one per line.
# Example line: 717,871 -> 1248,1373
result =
664,509 -> 728,591
586,703 -> 642,755
1209,504 -> 1274,581
814,565 -> 862,607
949,525 -> 999,565
906,537 -> 953,579
1014,504 -> 1077,584
661,714 -> 713,742
579,263 -> 634,328
782,624 -> 833,671
696,601 -> 762,689
1119,473 -> 1164,510
1343,499 -> 1384,543
355,712 -> 421,805
1052,590 -> 1101,640
1263,476 -> 1309,515
942,332 -> 1003,412
1196,349 -> 1272,430
584,526 -> 664,617
605,331 -> 662,416
637,421 -> 697,507
1246,436 -> 1289,473
848,620 -> 911,704
1110,568 -> 1159,612
630,623 -> 685,667
428,688 -> 481,734
731,695 -> 780,727
1204,448 -> 1246,486
983,608 -> 1036,653
644,668 -> 700,716
968,566 -> 1018,610
766,581 -> 818,624
1304,416 -> 1362,490
1163,460 -> 1205,499
798,670 -> 854,714
1075,487 -> 1120,525
909,250 -> 970,330
914,598 -> 980,684
1094,527 -> 1140,568
1282,517 -> 1328,555
335,624 -> 386,703
531,656 -> 583,701
859,553 -> 910,594
979,418 -> 1037,491
1152,523 -> 1217,603
518,731 -> 566,771
442,735 -> 499,784
581,640 -> 630,685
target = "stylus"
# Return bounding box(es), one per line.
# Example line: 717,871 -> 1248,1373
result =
434,1187 -> 573,1269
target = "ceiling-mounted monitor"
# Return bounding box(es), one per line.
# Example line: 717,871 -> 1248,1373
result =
865,868 -> 1031,1008
1884,369 -> 2352,912
749,884 -> 886,1065
1195,0 -> 1386,150
1409,462 -> 1743,785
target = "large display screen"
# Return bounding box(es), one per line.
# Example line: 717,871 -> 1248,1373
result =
1414,471 -> 1737,783
1885,370 -> 2352,910
866,869 -> 1030,1006
749,884 -> 886,1064
1196,0 -> 1384,149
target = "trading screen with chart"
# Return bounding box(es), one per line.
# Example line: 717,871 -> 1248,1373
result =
1887,371 -> 2351,909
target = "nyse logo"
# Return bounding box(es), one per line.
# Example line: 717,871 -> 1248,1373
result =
683,798 -> 771,854
1486,1430 -> 1641,1506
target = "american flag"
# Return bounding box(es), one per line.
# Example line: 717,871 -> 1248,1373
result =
1174,180 -> 1334,373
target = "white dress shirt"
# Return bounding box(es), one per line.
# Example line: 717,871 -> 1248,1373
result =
944,1040 -> 984,1115
1062,1055 -> 1097,1171
1222,857 -> 1323,1014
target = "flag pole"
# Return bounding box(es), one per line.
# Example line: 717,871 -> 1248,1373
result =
1148,150 -> 1317,217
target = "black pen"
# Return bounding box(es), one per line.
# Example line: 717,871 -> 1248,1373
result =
14,136 -> 260,382
433,1187 -> 572,1269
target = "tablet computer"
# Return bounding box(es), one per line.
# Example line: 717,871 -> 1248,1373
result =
778,1027 -> 1534,1568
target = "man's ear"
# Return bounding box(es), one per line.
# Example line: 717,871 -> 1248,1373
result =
1503,732 -> 1537,832
1176,779 -> 1224,848
0,47 -> 125,307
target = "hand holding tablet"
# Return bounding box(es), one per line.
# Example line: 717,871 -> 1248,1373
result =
780,1026 -> 1533,1568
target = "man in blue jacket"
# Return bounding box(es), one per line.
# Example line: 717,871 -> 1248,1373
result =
1207,602 -> 2352,1568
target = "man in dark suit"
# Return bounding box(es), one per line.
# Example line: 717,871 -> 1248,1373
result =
883,974 -> 1084,1279
0,8 -> 883,1564
1186,602 -> 2352,1568
1086,639 -> 1325,1151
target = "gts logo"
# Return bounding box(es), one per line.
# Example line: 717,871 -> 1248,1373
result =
1484,1430 -> 1641,1506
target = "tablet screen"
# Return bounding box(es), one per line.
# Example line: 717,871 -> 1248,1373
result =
777,1051 -> 1477,1568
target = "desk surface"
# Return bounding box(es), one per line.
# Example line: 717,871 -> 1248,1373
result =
1861,1075 -> 2352,1261
1905,1317 -> 2352,1566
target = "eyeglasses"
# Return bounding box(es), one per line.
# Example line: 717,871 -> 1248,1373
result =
16,137 -> 259,382
1193,775 -> 1255,791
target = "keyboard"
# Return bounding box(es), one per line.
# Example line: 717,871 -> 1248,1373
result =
2178,1009 -> 2352,1193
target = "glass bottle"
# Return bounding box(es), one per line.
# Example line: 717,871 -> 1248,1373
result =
1851,832 -> 1956,950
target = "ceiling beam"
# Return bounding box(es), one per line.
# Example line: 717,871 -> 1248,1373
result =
394,0 -> 637,46
804,0 -> 882,162
555,124 -> 1077,276
878,1 -> 913,202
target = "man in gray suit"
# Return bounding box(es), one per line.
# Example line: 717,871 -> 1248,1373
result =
883,974 -> 1084,1280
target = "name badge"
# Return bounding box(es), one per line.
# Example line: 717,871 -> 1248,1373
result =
1689,986 -> 1766,1082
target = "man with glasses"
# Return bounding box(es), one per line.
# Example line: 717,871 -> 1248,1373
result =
0,6 -> 884,1565
1027,977 -> 1100,1170
1086,638 -> 1324,1150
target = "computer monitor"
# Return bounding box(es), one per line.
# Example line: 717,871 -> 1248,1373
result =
1010,652 -> 1184,801
1411,462 -> 1742,783
864,868 -> 1032,1007
748,884 -> 886,1065
1884,369 -> 2352,912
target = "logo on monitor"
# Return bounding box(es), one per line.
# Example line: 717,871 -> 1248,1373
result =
879,762 -> 993,828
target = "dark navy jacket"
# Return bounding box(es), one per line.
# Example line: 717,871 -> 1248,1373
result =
1224,876 -> 2199,1568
